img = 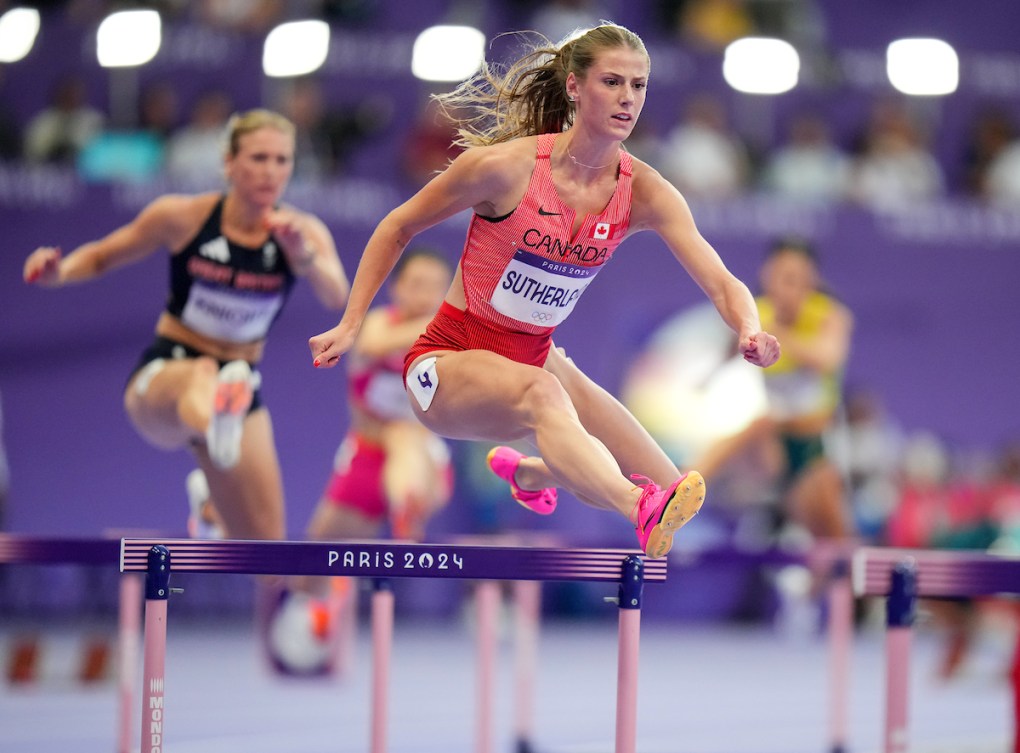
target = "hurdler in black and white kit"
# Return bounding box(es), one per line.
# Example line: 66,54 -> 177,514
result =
23,109 -> 349,542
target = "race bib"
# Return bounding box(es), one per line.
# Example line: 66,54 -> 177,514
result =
406,357 -> 439,412
489,249 -> 601,327
765,370 -> 830,419
181,282 -> 284,343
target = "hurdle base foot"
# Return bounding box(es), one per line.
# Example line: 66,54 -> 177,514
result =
515,736 -> 536,753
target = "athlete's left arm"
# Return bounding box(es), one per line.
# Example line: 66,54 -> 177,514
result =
264,207 -> 349,310
629,164 -> 780,368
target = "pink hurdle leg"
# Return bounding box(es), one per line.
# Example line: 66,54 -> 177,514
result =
370,580 -> 394,753
117,573 -> 142,753
513,580 -> 541,753
615,556 -> 645,753
1011,624 -> 1019,753
827,565 -> 852,753
139,546 -> 171,753
883,561 -> 917,753
476,580 -> 501,753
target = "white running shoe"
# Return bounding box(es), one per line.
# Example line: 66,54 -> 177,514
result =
185,468 -> 224,539
206,360 -> 254,470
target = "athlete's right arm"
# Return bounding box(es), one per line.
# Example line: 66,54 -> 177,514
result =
23,194 -> 193,287
308,146 -> 515,369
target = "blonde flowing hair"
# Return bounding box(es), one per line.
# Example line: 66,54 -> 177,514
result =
434,23 -> 649,148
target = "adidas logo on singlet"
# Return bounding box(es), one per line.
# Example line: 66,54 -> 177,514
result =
262,241 -> 278,270
199,236 -> 230,263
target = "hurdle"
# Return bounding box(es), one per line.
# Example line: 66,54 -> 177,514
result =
0,534 -> 142,753
852,546 -> 1020,753
120,537 -> 667,753
672,539 -> 856,753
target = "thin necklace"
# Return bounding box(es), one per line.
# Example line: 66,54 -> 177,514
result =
566,144 -> 614,170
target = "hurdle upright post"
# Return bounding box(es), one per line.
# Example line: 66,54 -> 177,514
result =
370,578 -> 394,753
615,555 -> 645,753
827,558 -> 852,753
139,545 -> 171,753
883,559 -> 917,753
513,579 -> 542,753
117,573 -> 143,753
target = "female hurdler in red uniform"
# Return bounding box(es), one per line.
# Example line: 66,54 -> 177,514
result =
310,24 -> 779,558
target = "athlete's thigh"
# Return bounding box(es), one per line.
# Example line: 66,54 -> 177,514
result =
543,344 -> 679,484
124,357 -> 217,447
306,499 -> 382,540
410,350 -> 568,444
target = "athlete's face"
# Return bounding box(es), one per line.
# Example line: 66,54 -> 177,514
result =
761,250 -> 818,324
225,127 -> 295,206
569,46 -> 649,140
391,256 -> 452,319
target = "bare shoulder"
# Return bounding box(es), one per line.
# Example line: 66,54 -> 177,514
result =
627,154 -> 690,231
144,192 -> 217,226
440,137 -> 538,214
141,192 -> 218,248
453,137 -> 537,183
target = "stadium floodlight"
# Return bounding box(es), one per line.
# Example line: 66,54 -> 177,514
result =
722,37 -> 800,95
0,7 -> 41,63
412,25 -> 485,82
887,38 -> 959,96
263,20 -> 330,78
97,9 -> 161,68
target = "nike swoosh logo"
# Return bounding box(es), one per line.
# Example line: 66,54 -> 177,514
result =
537,207 -> 561,216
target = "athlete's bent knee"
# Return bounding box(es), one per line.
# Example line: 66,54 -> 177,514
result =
520,369 -> 573,418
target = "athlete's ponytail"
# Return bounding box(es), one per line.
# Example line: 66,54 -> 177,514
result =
434,22 -> 648,148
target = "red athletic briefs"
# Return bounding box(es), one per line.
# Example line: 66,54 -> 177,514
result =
323,432 -> 453,520
403,301 -> 554,380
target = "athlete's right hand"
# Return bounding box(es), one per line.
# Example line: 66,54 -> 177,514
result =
308,321 -> 358,369
23,246 -> 62,286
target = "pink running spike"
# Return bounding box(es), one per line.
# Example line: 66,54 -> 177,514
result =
631,472 -> 706,559
487,446 -> 557,515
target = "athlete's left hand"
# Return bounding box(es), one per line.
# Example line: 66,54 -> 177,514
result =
740,331 -> 780,368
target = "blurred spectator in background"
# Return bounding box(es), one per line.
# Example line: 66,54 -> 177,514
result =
761,111 -> 851,203
278,78 -> 334,180
989,442 -> 1020,553
960,105 -> 1015,199
885,431 -> 951,550
849,99 -> 945,210
138,80 -> 182,146
662,0 -> 756,52
23,74 -> 105,166
77,80 -> 179,183
278,78 -> 392,179
401,97 -> 463,189
886,433 -> 1002,678
657,93 -> 750,200
0,68 -> 22,160
0,388 -> 8,531
827,386 -> 904,542
165,89 -> 234,184
193,0 -> 285,33
530,0 -> 606,43
984,134 -> 1020,208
